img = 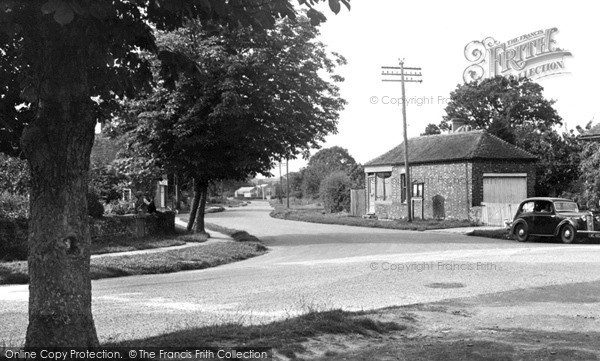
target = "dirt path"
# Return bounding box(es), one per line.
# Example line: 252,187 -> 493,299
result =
287,280 -> 600,360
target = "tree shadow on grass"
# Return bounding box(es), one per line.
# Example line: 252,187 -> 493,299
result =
106,309 -> 407,359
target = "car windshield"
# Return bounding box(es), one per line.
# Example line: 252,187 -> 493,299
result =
554,201 -> 579,212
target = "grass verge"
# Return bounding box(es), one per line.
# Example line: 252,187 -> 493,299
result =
108,309 -> 406,359
0,232 -> 266,285
270,206 -> 477,231
90,232 -> 187,255
467,228 -> 512,240
205,223 -> 261,243
178,216 -> 261,243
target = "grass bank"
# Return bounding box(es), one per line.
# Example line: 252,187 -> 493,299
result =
178,215 -> 261,243
108,309 -> 406,359
270,205 -> 477,231
90,232 -> 186,255
0,230 -> 266,285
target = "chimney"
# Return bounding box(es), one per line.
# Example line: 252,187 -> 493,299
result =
451,118 -> 466,132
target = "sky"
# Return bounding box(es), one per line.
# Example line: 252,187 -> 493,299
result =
276,0 -> 600,175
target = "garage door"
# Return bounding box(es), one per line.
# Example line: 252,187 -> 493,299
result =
482,173 -> 527,225
483,173 -> 527,203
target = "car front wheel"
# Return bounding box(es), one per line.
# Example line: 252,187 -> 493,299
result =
560,224 -> 576,244
514,223 -> 528,242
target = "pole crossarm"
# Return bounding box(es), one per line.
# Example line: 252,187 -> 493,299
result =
381,66 -> 422,70
381,71 -> 422,77
382,79 -> 423,83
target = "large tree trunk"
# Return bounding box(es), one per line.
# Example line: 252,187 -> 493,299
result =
187,178 -> 200,232
21,22 -> 98,347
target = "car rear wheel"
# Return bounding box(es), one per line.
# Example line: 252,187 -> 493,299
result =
514,223 -> 528,242
560,224 -> 576,244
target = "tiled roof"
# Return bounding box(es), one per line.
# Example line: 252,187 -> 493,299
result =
235,187 -> 256,193
365,130 -> 537,166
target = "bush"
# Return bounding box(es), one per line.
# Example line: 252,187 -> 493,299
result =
319,171 -> 351,213
0,192 -> 29,220
104,199 -> 135,215
0,154 -> 30,196
0,192 -> 28,260
1,191 -> 106,219
89,165 -> 128,203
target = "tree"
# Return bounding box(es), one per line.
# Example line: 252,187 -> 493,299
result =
0,0 -> 348,347
319,171 -> 351,213
287,170 -> 305,199
114,15 -> 346,235
514,124 -> 584,196
421,123 -> 441,136
301,146 -> 357,198
88,164 -> 127,203
0,153 -> 30,195
348,163 -> 365,189
440,76 -> 581,196
441,76 -> 561,137
577,141 -> 600,209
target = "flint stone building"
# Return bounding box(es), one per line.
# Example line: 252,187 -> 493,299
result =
364,129 -> 537,222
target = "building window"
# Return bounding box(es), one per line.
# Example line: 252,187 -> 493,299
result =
376,172 -> 391,201
412,183 -> 424,198
401,173 -> 406,203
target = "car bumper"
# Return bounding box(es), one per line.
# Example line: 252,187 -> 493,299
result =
577,230 -> 600,238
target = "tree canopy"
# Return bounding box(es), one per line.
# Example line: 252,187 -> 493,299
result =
441,76 -> 562,135
112,15 -> 346,232
301,146 -> 359,198
421,123 -> 441,136
0,0 -> 349,348
440,76 -> 582,196
578,141 -> 600,208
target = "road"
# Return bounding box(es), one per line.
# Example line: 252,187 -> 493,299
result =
2,200 -> 600,345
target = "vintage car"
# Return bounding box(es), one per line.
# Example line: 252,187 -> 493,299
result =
507,197 -> 600,243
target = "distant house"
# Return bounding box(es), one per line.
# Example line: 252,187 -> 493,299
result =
364,128 -> 537,224
580,123 -> 600,141
90,133 -> 168,208
234,186 -> 258,198
255,184 -> 274,199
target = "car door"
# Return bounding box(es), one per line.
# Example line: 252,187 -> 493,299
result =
533,200 -> 559,235
516,201 -> 535,230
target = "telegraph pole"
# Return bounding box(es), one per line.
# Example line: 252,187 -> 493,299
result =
278,160 -> 283,204
381,59 -> 422,222
286,158 -> 290,208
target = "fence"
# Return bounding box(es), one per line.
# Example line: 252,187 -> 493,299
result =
350,189 -> 366,217
481,202 -> 519,226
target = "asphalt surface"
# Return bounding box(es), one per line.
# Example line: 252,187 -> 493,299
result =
2,200 -> 600,345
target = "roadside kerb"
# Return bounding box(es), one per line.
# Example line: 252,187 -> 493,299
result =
426,226 -> 505,234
